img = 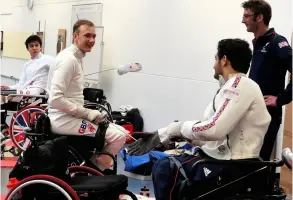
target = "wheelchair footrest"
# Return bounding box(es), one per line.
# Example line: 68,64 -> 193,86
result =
69,174 -> 128,194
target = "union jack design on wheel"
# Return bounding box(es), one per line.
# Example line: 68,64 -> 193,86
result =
9,106 -> 47,151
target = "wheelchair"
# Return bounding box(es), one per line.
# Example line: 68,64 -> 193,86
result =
1,88 -> 127,177
5,131 -> 138,200
3,87 -> 132,174
6,103 -> 119,176
1,91 -> 48,158
3,88 -> 113,154
167,151 -> 288,200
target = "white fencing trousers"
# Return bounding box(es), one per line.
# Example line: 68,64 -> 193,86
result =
49,114 -> 126,156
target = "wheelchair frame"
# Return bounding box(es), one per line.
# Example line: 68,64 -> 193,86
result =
174,157 -> 287,200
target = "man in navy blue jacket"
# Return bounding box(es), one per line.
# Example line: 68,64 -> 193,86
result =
242,0 -> 292,161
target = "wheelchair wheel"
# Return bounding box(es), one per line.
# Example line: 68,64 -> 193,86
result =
67,166 -> 139,200
5,174 -> 79,200
68,145 -> 86,167
119,190 -> 139,200
9,105 -> 46,151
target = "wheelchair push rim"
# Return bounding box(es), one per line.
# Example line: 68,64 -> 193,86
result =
9,105 -> 46,151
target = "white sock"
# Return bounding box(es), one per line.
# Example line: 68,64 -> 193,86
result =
117,63 -> 142,75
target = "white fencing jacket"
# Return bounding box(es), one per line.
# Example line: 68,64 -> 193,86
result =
47,44 -> 100,122
10,53 -> 54,95
161,74 -> 271,160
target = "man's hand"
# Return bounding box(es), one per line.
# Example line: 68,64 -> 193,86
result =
87,110 -> 108,124
0,86 -> 10,90
94,110 -> 108,123
264,95 -> 277,107
166,121 -> 184,142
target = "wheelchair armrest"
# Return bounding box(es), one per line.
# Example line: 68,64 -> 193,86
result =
1,90 -> 17,95
192,158 -> 284,170
7,94 -> 48,99
84,102 -> 100,106
24,128 -> 44,137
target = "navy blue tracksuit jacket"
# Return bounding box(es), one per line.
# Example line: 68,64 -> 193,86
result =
249,28 -> 292,119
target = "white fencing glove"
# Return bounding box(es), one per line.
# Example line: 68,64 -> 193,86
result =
161,121 -> 185,146
189,140 -> 206,147
86,110 -> 108,124
117,63 -> 142,75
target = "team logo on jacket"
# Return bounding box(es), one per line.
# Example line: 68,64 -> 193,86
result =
218,145 -> 226,153
278,41 -> 289,48
88,123 -> 96,133
78,120 -> 96,134
261,42 -> 269,52
223,88 -> 240,102
79,120 -> 87,134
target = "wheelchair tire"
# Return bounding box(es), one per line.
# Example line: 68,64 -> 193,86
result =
9,105 -> 46,151
119,190 -> 139,200
5,174 -> 80,200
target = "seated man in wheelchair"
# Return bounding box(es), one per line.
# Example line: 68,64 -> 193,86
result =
1,35 -> 54,134
128,38 -> 276,200
47,19 -> 127,171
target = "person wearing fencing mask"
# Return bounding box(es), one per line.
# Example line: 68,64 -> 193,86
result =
128,38 -> 272,200
47,19 -> 127,171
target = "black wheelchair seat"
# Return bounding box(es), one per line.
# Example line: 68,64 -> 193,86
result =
69,174 -> 128,193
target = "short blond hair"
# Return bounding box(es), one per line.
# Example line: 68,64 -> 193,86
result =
73,19 -> 95,33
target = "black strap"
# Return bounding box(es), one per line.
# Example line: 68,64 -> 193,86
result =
169,156 -> 191,200
34,113 -> 51,138
212,88 -> 221,112
94,121 -> 108,153
169,157 -> 188,180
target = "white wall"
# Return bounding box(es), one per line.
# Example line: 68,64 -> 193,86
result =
0,0 -> 292,131
100,0 -> 292,130
0,0 -> 102,80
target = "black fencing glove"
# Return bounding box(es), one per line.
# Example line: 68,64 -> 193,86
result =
127,131 -> 164,155
128,121 -> 192,156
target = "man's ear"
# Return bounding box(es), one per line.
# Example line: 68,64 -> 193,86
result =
221,55 -> 228,66
73,32 -> 78,39
256,14 -> 263,23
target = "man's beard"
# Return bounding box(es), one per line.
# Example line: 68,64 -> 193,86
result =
214,73 -> 219,80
